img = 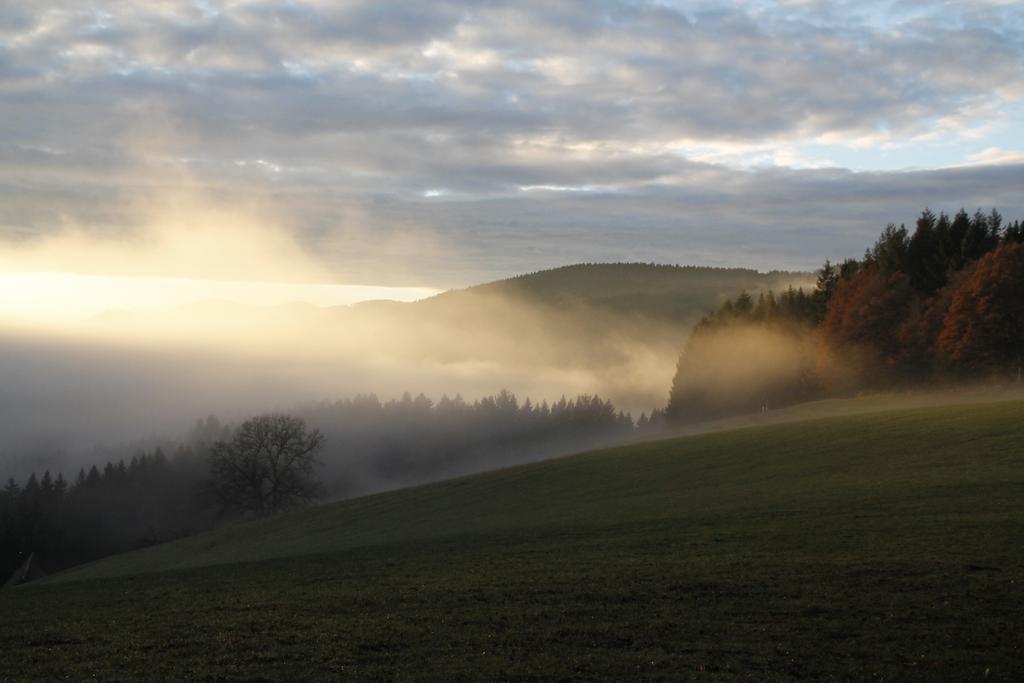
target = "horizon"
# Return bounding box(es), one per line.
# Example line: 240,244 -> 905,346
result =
0,271 -> 441,324
0,261 -> 815,323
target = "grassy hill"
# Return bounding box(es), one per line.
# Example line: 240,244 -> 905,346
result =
3,399 -> 1023,678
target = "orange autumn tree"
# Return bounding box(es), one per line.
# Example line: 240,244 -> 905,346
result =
938,242 -> 1024,379
893,284 -> 955,378
818,267 -> 917,387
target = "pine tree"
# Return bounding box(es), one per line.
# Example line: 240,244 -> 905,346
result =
907,208 -> 945,293
871,224 -> 910,276
1005,220 -> 1023,243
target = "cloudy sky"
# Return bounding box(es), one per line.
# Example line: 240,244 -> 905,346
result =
2,0 -> 1024,294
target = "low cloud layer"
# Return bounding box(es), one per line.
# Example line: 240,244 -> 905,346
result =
2,1 -> 1023,284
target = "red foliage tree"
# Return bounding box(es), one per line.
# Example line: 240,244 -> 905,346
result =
818,268 -> 918,385
894,277 -> 959,378
938,242 -> 1024,378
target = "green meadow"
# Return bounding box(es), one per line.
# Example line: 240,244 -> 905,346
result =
3,399 -> 1022,679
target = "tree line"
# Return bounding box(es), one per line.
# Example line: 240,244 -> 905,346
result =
298,390 -> 653,495
1,448 -> 210,581
2,390 -> 651,580
668,208 -> 1024,421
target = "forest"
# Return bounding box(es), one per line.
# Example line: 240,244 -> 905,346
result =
668,209 -> 1024,421
1,391 -> 649,580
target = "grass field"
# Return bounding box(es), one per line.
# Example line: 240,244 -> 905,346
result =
2,399 -> 1023,679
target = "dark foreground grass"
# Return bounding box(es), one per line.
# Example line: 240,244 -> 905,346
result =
2,401 -> 1023,679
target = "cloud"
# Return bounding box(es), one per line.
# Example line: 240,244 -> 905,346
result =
964,147 -> 1024,166
1,1 -> 1023,284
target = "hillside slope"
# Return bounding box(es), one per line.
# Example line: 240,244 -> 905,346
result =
57,399 -> 1024,579
5,400 -> 1022,679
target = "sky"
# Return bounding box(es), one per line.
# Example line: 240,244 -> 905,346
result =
2,0 -> 1024,310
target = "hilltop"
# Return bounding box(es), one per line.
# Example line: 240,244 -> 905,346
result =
417,262 -> 810,323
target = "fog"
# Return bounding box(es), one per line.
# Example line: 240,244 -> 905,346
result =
667,320 -> 819,423
0,260 -> 816,483
0,170 -> 817,482
0,287 -> 683,480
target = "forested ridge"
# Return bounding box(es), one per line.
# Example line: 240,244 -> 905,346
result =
668,209 -> 1024,421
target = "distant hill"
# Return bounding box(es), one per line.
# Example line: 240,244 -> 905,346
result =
94,263 -> 811,327
64,263 -> 814,428
10,397 -> 1023,678
385,263 -> 813,411
417,262 -> 811,324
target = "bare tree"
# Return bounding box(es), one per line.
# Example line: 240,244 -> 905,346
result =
206,414 -> 325,517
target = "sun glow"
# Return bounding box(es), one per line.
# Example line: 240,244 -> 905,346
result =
0,272 -> 439,325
